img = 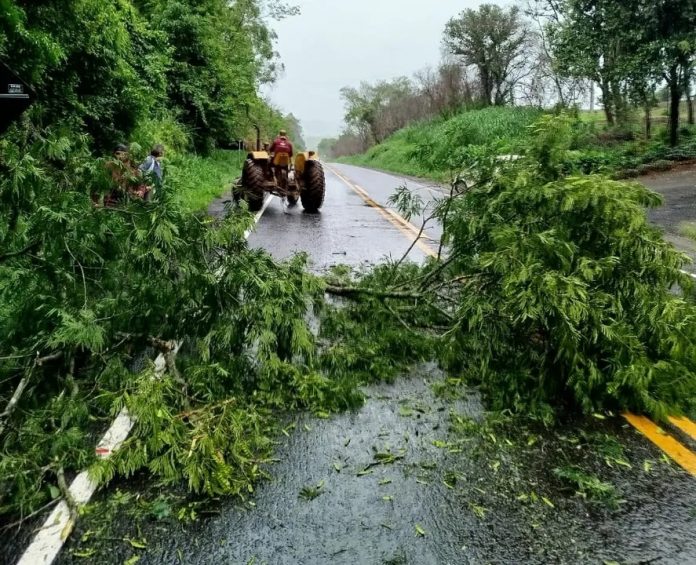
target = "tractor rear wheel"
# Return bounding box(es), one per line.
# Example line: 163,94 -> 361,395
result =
240,159 -> 266,212
300,161 -> 325,213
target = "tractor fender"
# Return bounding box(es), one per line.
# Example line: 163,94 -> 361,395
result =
294,151 -> 319,176
248,151 -> 270,161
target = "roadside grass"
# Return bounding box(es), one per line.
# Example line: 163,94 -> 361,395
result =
338,106 -> 543,181
340,128 -> 443,180
167,149 -> 245,212
679,222 -> 696,239
338,105 -> 696,182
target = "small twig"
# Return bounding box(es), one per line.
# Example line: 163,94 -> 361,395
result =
65,242 -> 88,308
176,397 -> 237,421
56,466 -> 78,529
0,370 -> 33,437
384,303 -> 420,336
0,351 -> 63,437
36,351 -> 64,366
429,274 -> 479,294
1,498 -> 61,533
393,210 -> 436,270
437,183 -> 455,261
425,300 -> 456,323
0,240 -> 41,263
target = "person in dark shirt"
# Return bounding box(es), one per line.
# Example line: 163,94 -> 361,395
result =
269,129 -> 294,158
268,130 -> 294,188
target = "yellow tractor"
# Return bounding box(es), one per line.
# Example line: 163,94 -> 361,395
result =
234,149 -> 326,213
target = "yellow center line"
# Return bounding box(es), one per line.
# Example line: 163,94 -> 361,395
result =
327,164 -> 438,258
624,413 -> 696,476
669,416 -> 696,442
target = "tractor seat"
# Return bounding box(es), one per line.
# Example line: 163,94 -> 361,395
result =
273,152 -> 291,167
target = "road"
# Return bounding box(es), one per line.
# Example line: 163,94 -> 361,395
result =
55,163 -> 696,565
641,164 -> 696,273
243,163 -> 443,269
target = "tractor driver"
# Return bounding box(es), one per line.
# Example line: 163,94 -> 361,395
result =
269,129 -> 294,159
269,129 -> 294,186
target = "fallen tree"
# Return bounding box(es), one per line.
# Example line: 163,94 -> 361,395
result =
324,115 -> 696,422
0,131 -> 357,523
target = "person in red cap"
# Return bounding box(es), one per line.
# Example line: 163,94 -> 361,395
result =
269,129 -> 294,188
269,129 -> 294,158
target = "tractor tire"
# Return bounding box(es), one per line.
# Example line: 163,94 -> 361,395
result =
300,161 -> 326,213
240,158 -> 265,212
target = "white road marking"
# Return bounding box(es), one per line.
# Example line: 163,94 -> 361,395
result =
18,197 -> 272,565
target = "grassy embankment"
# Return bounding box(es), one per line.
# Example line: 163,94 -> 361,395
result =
337,107 -> 543,180
338,105 -> 696,182
168,149 -> 244,212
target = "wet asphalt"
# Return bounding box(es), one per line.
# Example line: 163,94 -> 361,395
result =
640,165 -> 696,274
51,163 -> 696,565
243,164 -> 431,269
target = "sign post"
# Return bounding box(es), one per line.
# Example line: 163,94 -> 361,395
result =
0,63 -> 34,134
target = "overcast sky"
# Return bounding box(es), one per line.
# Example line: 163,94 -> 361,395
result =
265,0 -> 483,140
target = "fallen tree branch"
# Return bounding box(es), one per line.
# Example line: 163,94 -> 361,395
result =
0,351 -> 64,437
56,466 -> 78,533
325,285 -> 422,300
0,497 -> 61,533
0,240 -> 41,263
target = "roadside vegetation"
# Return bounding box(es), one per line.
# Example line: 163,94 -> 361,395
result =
338,106 -> 696,182
2,0 -> 696,556
0,0 -> 317,535
337,107 -> 543,180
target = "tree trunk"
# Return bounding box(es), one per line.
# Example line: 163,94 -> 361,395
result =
683,63 -> 694,126
644,103 -> 652,140
611,81 -> 626,126
600,80 -> 614,126
589,81 -> 595,114
480,68 -> 493,106
669,66 -> 682,147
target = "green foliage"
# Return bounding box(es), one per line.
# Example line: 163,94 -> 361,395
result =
553,466 -> 619,507
0,101 -> 322,522
320,264 -> 442,384
333,115 -> 696,421
0,0 -> 288,152
443,4 -> 529,106
166,149 -> 244,212
440,117 -> 696,419
0,0 -> 329,530
339,106 -> 543,180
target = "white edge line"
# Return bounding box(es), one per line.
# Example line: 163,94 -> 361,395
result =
244,196 -> 274,239
18,197 -> 271,565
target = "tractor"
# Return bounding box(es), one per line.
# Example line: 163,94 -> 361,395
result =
234,149 -> 326,213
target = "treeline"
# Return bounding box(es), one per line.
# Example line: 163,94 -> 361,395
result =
0,0 -> 298,152
325,1 -> 696,158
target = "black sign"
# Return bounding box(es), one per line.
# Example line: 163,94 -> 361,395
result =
1,62 -> 34,133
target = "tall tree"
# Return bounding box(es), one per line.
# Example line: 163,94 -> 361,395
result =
550,0 -> 633,126
647,0 -> 696,145
443,4 -> 530,106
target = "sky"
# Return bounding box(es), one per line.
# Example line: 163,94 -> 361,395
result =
265,0 -> 483,140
